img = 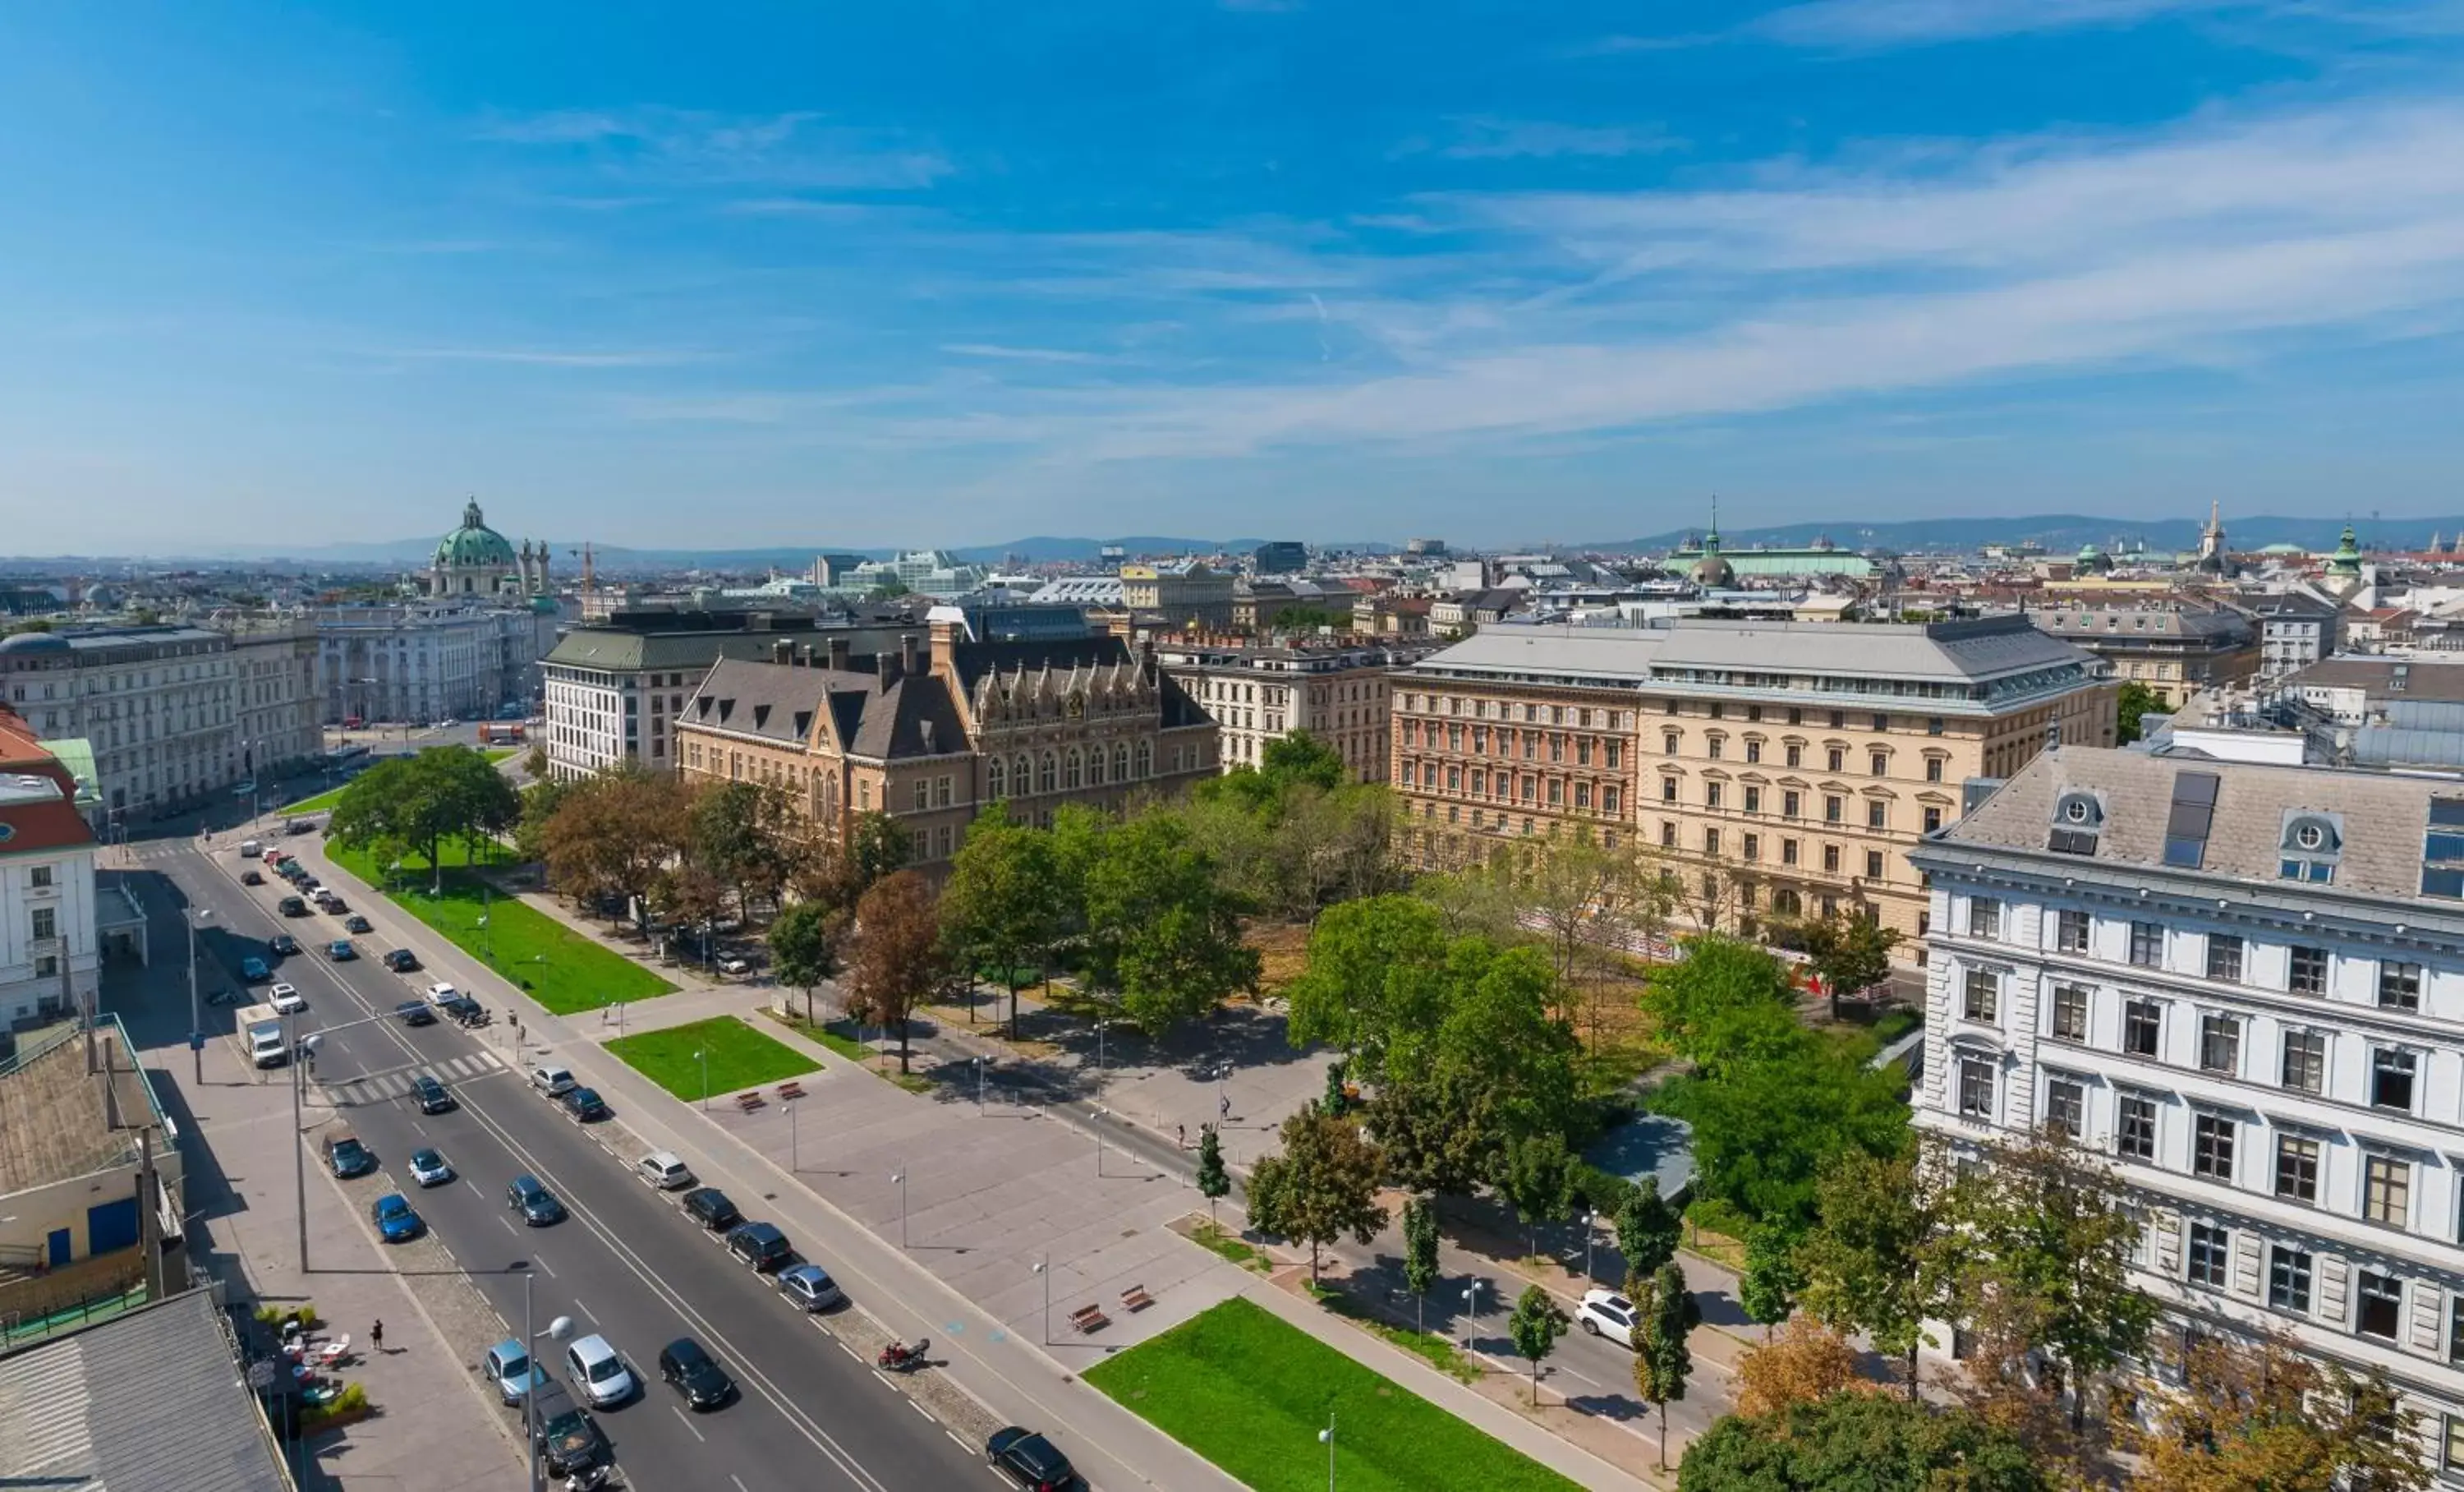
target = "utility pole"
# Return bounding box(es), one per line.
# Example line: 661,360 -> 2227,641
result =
292,1014 -> 308,1274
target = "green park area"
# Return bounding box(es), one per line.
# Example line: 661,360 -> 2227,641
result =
607,1016 -> 818,1103
1085,1298 -> 1584,1492
327,840 -> 676,1014
280,783 -> 349,814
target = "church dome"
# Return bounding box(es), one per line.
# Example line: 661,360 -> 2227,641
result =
434,500 -> 517,569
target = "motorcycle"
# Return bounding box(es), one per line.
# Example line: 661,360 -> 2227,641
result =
876,1338 -> 929,1372
562,1464 -> 614,1492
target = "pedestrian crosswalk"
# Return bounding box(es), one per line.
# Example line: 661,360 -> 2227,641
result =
319,1048 -> 508,1107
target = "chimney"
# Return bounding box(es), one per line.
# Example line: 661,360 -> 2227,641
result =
1139,635 -> 1158,683
773,639 -> 793,665
797,643 -> 814,668
827,637 -> 851,671
929,618 -> 959,676
878,650 -> 897,688
900,633 -> 920,677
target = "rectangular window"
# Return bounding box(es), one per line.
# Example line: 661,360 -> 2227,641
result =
2357,1269 -> 2402,1340
1963,968 -> 1999,1022
2045,1077 -> 2084,1140
30,907 -> 56,941
1781,838 -> 1800,866
1870,751 -> 1888,777
2288,945 -> 2328,995
2379,960 -> 2423,1012
2280,1030 -> 2325,1094
2446,1416 -> 2464,1475
1968,897 -> 2002,939
2372,1048 -> 2417,1112
1822,845 -> 1841,874
2055,909 -> 2090,954
1782,790 -> 1801,818
2205,934 -> 2244,983
2274,1135 -> 2320,1203
2365,1154 -> 2412,1227
2198,1014 -> 2240,1075
2186,1223 -> 2229,1287
1824,794 -> 1843,823
2052,984 -> 2089,1040
29,864 -> 52,889
1660,821 -> 1676,849
1827,747 -> 1846,773
2191,1113 -> 2235,1181
1743,785 -> 1762,813
2124,999 -> 2163,1057
1957,1057 -> 1995,1119
1926,756 -> 1945,782
1786,743 -> 1802,768
2128,920 -> 2163,969
1864,850 -> 1885,881
1706,781 -> 1723,809
1922,806 -> 1942,833
1662,776 -> 1678,804
2268,1245 -> 2312,1314
1866,799 -> 1888,831
1742,833 -> 1760,862
2117,1094 -> 2158,1160
1704,827 -> 1721,856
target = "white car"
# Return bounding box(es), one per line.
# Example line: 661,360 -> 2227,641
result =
407,1148 -> 456,1187
425,982 -> 460,1006
637,1152 -> 694,1190
269,983 -> 306,1015
565,1333 -> 634,1407
530,1065 -> 577,1098
1574,1288 -> 1638,1347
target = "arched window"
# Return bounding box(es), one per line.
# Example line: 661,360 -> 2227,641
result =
1135,740 -> 1152,779
1039,752 -> 1058,794
987,756 -> 1005,799
1065,748 -> 1083,790
1115,744 -> 1131,781
1014,753 -> 1032,796
1088,746 -> 1105,785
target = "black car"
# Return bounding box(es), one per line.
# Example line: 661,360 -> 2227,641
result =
241,868 -> 264,886
411,1075 -> 455,1114
725,1221 -> 792,1273
508,1173 -> 565,1226
987,1427 -> 1077,1492
269,934 -> 300,957
395,999 -> 436,1027
658,1338 -> 734,1411
559,1086 -> 609,1124
325,1136 -> 377,1180
383,948 -> 421,973
278,896 -> 309,917
681,1188 -> 741,1232
536,1400 -> 608,1477
439,992 -> 484,1024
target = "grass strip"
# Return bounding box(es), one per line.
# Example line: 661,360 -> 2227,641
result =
605,1015 -> 818,1103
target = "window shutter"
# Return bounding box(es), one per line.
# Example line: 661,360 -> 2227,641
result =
2229,1232 -> 2263,1301
2316,1254 -> 2350,1326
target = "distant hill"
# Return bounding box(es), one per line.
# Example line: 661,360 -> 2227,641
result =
1588,513 -> 2464,555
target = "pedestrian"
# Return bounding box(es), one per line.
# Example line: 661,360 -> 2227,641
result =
371,1319 -> 384,1353
1219,1093 -> 1231,1122
1177,1122 -> 1187,1150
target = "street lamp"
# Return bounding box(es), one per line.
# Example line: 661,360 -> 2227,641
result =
890,1170 -> 908,1249
695,1048 -> 708,1110
1216,1060 -> 1232,1127
1092,1106 -> 1109,1177
1032,1256 -> 1051,1344
1582,1210 -> 1597,1284
972,1056 -> 986,1114
291,1023 -> 318,1274
1318,1412 -> 1336,1492
784,1098 -> 798,1172
1093,1017 -> 1110,1094
521,1270 -> 576,1492
186,907 -> 214,1084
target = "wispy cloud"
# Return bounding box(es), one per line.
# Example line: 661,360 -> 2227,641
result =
940,343 -> 1116,364
1426,116 -> 1682,160
474,107 -> 953,191
379,347 -> 709,368
1750,0 -> 2238,48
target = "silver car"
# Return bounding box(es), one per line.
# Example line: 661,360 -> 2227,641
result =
777,1263 -> 843,1311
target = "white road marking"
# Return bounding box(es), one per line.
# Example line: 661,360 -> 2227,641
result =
536,1254 -> 558,1278
573,1297 -> 598,1324
673,1406 -> 707,1443
498,1214 -> 518,1236
732,1476 -> 751,1492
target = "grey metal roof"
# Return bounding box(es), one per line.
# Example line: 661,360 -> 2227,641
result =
544,628 -> 822,674
1652,615 -> 2089,683
0,1288 -> 287,1492
2291,656 -> 2464,705
1409,625 -> 1666,685
2030,607 -> 2253,642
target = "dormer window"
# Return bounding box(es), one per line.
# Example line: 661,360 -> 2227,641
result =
2048,790 -> 2103,856
2281,813 -> 2342,885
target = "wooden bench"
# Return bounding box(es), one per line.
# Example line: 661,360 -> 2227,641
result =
1120,1284 -> 1154,1313
777,1081 -> 806,1101
1068,1304 -> 1110,1335
733,1091 -> 765,1112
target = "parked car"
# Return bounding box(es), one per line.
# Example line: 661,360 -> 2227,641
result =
484,1339 -> 549,1404
269,983 -> 306,1015
411,1075 -> 455,1114
559,1087 -> 609,1124
681,1188 -> 741,1231
717,956 -> 752,976
507,1174 -> 565,1226
395,999 -> 435,1027
240,840 -> 262,859
269,934 -> 300,957
439,992 -> 484,1023
637,1152 -> 694,1190
241,868 -> 264,886
1574,1289 -> 1637,1348
776,1262 -> 843,1312
240,956 -> 271,983
528,1065 -> 576,1098
564,1333 -> 635,1408
534,1395 -> 607,1477
318,894 -> 348,914
323,1132 -> 375,1179
278,896 -> 308,917
407,1147 -> 455,1187
286,817 -> 316,836
383,948 -> 420,972
343,914 -> 371,934
658,1338 -> 733,1411
725,1222 -> 793,1273
324,940 -> 356,961
986,1427 -> 1077,1492
370,1193 -> 423,1242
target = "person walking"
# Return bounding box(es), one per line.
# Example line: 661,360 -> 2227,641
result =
371,1319 -> 384,1354
1177,1123 -> 1187,1150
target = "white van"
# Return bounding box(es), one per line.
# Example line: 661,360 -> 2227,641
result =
239,1003 -> 288,1067
239,839 -> 262,859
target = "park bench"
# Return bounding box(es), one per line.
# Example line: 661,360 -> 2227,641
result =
1068,1304 -> 1109,1335
1119,1284 -> 1154,1313
777,1080 -> 805,1101
733,1091 -> 764,1112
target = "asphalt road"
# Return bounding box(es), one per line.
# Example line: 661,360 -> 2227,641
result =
156,837 -> 990,1492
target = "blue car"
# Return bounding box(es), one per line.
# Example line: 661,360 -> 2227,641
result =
370,1193 -> 423,1242
240,956 -> 271,983
326,940 -> 356,961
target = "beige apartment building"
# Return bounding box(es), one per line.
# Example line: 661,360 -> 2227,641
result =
1394,617 -> 2116,957
1156,636 -> 1420,782
674,624 -> 1218,870
1119,563 -> 1236,632
2027,602 -> 2259,709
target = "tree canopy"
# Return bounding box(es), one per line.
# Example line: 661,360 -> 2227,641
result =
843,870 -> 945,1072
326,745 -> 519,889
1678,1392 -> 2051,1492
1246,1107 -> 1386,1283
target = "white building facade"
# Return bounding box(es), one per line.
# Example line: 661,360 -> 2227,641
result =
315,604 -> 553,726
0,626 -> 241,817
222,617 -> 323,781
0,721 -> 100,1030
1156,639 -> 1414,781
1912,746 -> 2464,1477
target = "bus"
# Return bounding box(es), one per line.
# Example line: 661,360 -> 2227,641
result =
477,721 -> 526,745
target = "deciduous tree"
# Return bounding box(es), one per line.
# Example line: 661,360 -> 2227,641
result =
2119,1329 -> 2428,1492
1677,1393 -> 2049,1491
692,780 -> 794,920
1634,1260 -> 1700,1469
1363,1066 -> 1501,1200
1400,1195 -> 1440,1333
1739,1223 -> 1804,1341
1732,1319 -> 1867,1419
536,766 -> 693,932
1497,1131 -> 1579,1259
1505,833 -> 1671,997
1244,1107 -> 1386,1284
1653,1032 -> 1908,1231
1080,810 -> 1258,1035
766,900 -> 841,1023
1616,1177 -> 1682,1280
1795,1149 -> 1949,1398
1194,1124 -> 1230,1221
1797,912 -> 1903,1019
1285,895 -> 1451,1075
843,871 -> 945,1073
937,808 -> 1064,1034
1643,936 -> 1799,1071
1507,1284 -> 1570,1406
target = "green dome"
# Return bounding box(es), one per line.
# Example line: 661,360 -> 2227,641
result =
435,499 -> 517,568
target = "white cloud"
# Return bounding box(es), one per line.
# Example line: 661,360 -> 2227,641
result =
1750,0 -> 2238,48
473,107 -> 952,191
940,343 -> 1115,364
1430,117 -> 1682,160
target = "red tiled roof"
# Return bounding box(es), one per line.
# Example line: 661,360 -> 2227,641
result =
0,708 -> 91,854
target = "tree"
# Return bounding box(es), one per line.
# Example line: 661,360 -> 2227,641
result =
513,776 -> 572,864
521,741 -> 548,779
1321,1058 -> 1352,1118
1400,1195 -> 1440,1333
1266,603 -> 1348,633
1504,833 -> 1671,997
766,900 -> 841,1023
1497,1131 -> 1579,1259
1506,1284 -> 1570,1407
1285,895 -> 1451,1075
1616,1177 -> 1682,1280
843,871 -> 945,1073
1796,912 -> 1903,1019
1194,1125 -> 1230,1221
1430,942 -> 1580,1143
327,745 -> 517,891
1732,1319 -> 1867,1419
536,766 -> 693,932
1653,1032 -> 1909,1231
1244,1107 -> 1386,1284
1796,1149 -> 1948,1398
843,812 -> 911,904
1677,1393 -> 2051,1492
1633,1261 -> 1699,1469
1363,1066 -> 1501,1200
692,780 -> 794,919
1643,936 -> 1799,1071
1080,810 -> 1260,1036
938,808 -> 1064,1034
2119,1329 -> 2429,1492
1738,1224 -> 1804,1341
2115,679 -> 2163,744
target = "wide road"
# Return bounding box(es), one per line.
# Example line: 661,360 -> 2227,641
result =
156,836 -> 990,1492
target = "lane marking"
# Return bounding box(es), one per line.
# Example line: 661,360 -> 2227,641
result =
672,1406 -> 707,1443
573,1297 -> 598,1324
733,1476 -> 751,1492
498,1214 -> 518,1236
536,1254 -> 558,1279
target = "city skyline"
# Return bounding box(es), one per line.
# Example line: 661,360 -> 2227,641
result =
6,2 -> 2464,551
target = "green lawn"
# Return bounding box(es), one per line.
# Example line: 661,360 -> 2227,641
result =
607,1016 -> 819,1102
483,746 -> 521,764
1086,1297 -> 1585,1492
280,784 -> 348,814
327,841 -> 676,1014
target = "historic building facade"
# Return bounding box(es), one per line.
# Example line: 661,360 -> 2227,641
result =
0,625 -> 242,819
1155,637 -> 1416,781
540,612 -> 832,781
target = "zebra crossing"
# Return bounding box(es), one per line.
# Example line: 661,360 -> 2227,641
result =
318,1048 -> 508,1107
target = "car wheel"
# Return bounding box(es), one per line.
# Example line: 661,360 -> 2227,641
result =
1580,1317 -> 1600,1336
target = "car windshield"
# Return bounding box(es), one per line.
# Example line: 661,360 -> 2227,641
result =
499,1349 -> 530,1379
412,1149 -> 441,1167
586,1356 -> 623,1383
378,1198 -> 406,1216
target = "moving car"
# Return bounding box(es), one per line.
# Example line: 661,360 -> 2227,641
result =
407,1148 -> 455,1187
278,896 -> 308,917
681,1188 -> 741,1231
286,817 -> 316,835
565,1334 -> 635,1408
637,1152 -> 694,1190
319,894 -> 348,914
411,1075 -> 455,1114
342,914 -> 371,933
240,956 -> 271,983
507,1174 -> 565,1226
269,983 -> 306,1015
425,982 -> 461,1006
559,1087 -> 609,1124
529,1065 -> 576,1098
776,1262 -> 842,1312
324,940 -> 356,961
658,1338 -> 733,1411
725,1221 -> 792,1273
323,1131 -> 375,1179
438,992 -> 484,1023
269,934 -> 300,957
370,1193 -> 423,1242
382,947 -> 420,972
241,868 -> 264,886
484,1339 -> 549,1404
986,1427 -> 1077,1492
534,1395 -> 607,1478
1574,1289 -> 1637,1348
394,999 -> 435,1027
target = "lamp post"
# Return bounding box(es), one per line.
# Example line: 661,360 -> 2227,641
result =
784,1098 -> 798,1172
1318,1412 -> 1335,1492
696,1048 -> 708,1110
186,907 -> 214,1084
1092,1106 -> 1109,1177
522,1270 -> 576,1492
291,1020 -> 314,1273
1094,1018 -> 1109,1094
1583,1211 -> 1597,1285
972,1056 -> 986,1114
890,1170 -> 908,1249
1032,1256 -> 1051,1344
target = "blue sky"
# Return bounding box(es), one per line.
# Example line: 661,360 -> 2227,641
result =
5,0 -> 2464,555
